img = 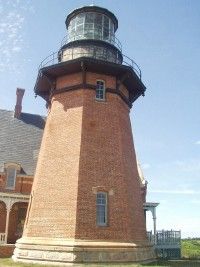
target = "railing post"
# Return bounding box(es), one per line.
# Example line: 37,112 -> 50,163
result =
152,208 -> 157,245
5,202 -> 12,244
0,233 -> 5,244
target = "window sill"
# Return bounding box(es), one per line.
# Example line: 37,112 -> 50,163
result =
96,224 -> 108,227
5,187 -> 15,190
95,98 -> 106,102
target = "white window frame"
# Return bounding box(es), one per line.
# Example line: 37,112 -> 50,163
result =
6,166 -> 16,190
95,80 -> 106,101
96,192 -> 108,226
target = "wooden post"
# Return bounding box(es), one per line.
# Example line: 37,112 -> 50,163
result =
5,200 -> 12,244
152,208 -> 157,245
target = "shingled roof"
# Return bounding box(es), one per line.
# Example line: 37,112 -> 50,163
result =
0,109 -> 45,175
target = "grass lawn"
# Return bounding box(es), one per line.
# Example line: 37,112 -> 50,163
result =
182,239 -> 200,259
1,259 -> 200,267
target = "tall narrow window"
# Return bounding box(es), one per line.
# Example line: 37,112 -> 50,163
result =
96,192 -> 107,226
6,167 -> 16,189
96,80 -> 105,100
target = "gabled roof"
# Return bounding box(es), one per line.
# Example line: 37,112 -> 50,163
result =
0,109 -> 45,175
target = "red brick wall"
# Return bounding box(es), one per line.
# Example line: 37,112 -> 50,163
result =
0,202 -> 6,232
23,71 -> 146,243
24,88 -> 84,238
0,245 -> 15,258
75,80 -> 146,241
86,72 -> 116,88
0,174 -> 32,194
56,72 -> 82,88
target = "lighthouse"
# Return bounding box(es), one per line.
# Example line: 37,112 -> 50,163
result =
13,6 -> 155,264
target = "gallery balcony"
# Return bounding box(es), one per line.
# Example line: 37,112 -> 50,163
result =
38,47 -> 142,80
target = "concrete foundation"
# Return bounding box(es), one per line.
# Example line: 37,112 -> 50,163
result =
13,237 -> 155,265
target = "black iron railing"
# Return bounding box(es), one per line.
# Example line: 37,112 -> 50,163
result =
39,50 -> 142,79
147,230 -> 181,245
156,230 -> 181,245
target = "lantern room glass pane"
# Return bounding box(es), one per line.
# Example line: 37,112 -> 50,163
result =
110,22 -> 114,34
76,24 -> 84,38
67,12 -> 117,46
94,13 -> 102,25
71,18 -> 76,28
85,23 -> 93,30
103,15 -> 109,29
85,12 -> 94,23
94,27 -> 101,39
103,28 -> 109,40
76,13 -> 85,25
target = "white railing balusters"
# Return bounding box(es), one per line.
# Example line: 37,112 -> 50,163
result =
0,233 -> 6,244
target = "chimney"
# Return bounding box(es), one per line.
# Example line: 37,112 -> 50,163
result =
14,88 -> 25,118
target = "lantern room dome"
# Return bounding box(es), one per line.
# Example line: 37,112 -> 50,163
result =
65,5 -> 118,32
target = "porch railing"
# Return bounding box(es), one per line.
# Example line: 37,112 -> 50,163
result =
0,233 -> 6,244
147,230 -> 181,260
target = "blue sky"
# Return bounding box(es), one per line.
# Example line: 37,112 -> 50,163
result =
0,0 -> 200,238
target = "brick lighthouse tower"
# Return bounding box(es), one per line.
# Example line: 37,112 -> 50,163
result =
13,6 -> 155,264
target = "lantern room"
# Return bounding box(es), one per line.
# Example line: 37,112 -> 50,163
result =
58,6 -> 123,64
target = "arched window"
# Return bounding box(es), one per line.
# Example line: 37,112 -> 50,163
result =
96,80 -> 105,100
96,192 -> 107,226
6,166 -> 16,189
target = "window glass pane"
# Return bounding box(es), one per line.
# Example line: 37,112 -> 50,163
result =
103,28 -> 109,40
70,18 -> 76,28
84,23 -> 94,39
103,16 -> 109,29
76,24 -> 84,38
85,23 -> 93,30
110,22 -> 114,34
76,13 -> 85,25
94,13 -> 102,26
84,31 -> 93,39
85,12 -> 94,23
94,27 -> 101,39
6,167 -> 16,188
69,28 -> 76,41
96,192 -> 107,226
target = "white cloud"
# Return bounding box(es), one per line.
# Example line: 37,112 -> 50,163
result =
190,200 -> 200,204
149,189 -> 200,195
195,140 -> 200,145
0,0 -> 34,72
142,163 -> 151,169
12,46 -> 21,52
173,159 -> 200,172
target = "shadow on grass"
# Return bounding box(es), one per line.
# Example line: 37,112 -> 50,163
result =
143,260 -> 200,267
1,258 -> 200,267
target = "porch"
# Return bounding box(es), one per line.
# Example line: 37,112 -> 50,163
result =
0,192 -> 29,245
147,230 -> 181,259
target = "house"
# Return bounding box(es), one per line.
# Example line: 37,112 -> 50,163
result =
0,88 -> 45,246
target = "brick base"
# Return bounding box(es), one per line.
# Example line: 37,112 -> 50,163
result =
13,237 -> 155,265
0,244 -> 15,258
